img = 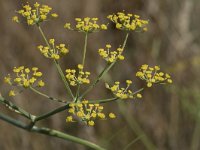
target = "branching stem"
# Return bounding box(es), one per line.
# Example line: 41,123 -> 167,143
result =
37,25 -> 74,100
79,33 -> 129,99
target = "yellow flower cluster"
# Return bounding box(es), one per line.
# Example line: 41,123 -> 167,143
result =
98,44 -> 124,63
4,66 -> 45,96
106,80 -> 142,99
136,65 -> 173,87
12,2 -> 58,25
64,17 -> 108,33
38,39 -> 69,60
107,12 -> 148,31
66,100 -> 116,126
65,64 -> 90,86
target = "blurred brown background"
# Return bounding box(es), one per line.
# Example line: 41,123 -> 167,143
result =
1,0 -> 200,150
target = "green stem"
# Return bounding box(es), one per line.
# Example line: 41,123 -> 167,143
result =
37,25 -> 50,47
32,126 -> 105,150
82,33 -> 88,67
54,60 -> 75,100
132,88 -> 144,95
0,113 -> 105,150
79,63 -> 110,99
122,32 -> 129,49
75,33 -> 88,101
79,33 -> 129,99
0,113 -> 28,129
91,88 -> 144,104
75,83 -> 80,102
91,97 -> 119,104
30,87 -> 67,103
35,103 -> 70,122
0,96 -> 35,120
37,25 -> 74,100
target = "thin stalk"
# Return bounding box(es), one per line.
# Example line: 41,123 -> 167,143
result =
54,60 -> 75,100
0,113 -> 105,150
37,25 -> 74,100
132,88 -> 144,95
82,33 -> 88,67
79,63 -> 111,99
37,25 -> 50,47
35,103 -> 70,122
75,83 -> 80,102
30,87 -> 67,103
91,88 -> 143,104
75,33 -> 88,101
0,96 -> 35,120
122,32 -> 129,49
79,33 -> 129,99
91,97 -> 118,104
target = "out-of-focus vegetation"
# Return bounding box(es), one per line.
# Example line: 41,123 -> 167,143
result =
0,0 -> 200,149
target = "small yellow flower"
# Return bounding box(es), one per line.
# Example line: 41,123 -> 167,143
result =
78,64 -> 83,70
4,75 -> 12,85
51,13 -> 58,18
126,80 -> 132,85
12,16 -> 19,23
66,116 -> 73,122
9,90 -> 16,97
136,93 -> 142,98
88,120 -> 95,126
109,113 -> 116,119
38,80 -> 45,87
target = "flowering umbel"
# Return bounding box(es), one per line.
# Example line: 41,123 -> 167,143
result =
38,39 -> 69,60
136,65 -> 173,87
4,66 -> 45,96
65,64 -> 90,86
12,2 -> 58,25
64,17 -> 108,33
66,100 -> 116,126
98,44 -> 125,63
106,80 -> 142,100
107,12 -> 148,31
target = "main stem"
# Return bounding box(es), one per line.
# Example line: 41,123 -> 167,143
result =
0,96 -> 35,120
79,33 -> 129,99
0,113 -> 105,150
